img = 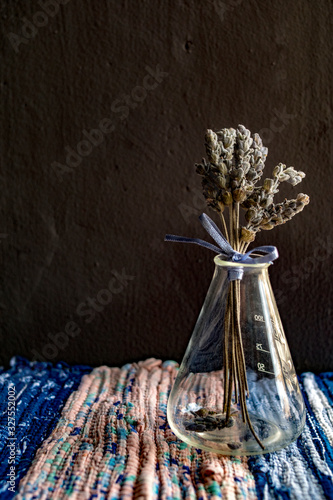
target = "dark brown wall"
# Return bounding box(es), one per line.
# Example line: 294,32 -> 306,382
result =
1,0 -> 332,372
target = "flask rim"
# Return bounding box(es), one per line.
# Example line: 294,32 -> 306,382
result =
214,254 -> 271,269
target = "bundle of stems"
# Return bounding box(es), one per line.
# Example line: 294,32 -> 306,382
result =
219,200 -> 264,448
195,125 -> 309,447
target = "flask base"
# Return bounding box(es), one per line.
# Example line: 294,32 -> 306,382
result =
168,408 -> 304,456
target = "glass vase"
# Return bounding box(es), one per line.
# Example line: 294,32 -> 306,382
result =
167,255 -> 306,456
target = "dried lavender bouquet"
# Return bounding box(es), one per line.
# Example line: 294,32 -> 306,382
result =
195,125 -> 309,447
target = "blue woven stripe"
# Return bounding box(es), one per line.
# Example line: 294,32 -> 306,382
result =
298,375 -> 333,499
248,454 -> 291,500
0,356 -> 92,500
317,372 -> 333,407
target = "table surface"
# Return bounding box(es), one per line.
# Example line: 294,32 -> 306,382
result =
0,356 -> 332,499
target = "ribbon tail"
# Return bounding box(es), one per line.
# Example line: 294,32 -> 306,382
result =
199,214 -> 234,256
165,234 -> 223,254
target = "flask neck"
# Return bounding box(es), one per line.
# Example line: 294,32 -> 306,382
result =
214,256 -> 271,282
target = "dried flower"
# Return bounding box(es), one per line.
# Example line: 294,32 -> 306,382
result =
197,124 -> 309,249
240,227 -> 256,243
244,193 -> 310,234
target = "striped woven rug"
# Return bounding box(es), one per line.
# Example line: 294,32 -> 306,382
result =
0,357 -> 332,499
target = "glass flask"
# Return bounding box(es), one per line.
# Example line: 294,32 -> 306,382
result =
167,255 -> 306,456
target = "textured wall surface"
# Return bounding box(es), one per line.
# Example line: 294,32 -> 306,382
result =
0,0 -> 332,371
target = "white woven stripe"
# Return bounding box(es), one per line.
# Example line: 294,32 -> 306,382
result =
302,372 -> 333,446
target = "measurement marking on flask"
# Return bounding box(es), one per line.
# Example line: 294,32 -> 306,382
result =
257,362 -> 274,375
254,314 -> 264,322
256,343 -> 270,353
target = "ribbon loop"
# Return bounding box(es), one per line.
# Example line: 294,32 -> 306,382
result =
165,213 -> 278,279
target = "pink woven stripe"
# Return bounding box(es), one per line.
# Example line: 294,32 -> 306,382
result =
16,359 -> 257,499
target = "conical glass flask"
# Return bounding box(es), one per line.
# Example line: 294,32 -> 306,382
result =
167,255 -> 306,456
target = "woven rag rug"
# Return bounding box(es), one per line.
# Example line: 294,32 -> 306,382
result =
0,357 -> 333,499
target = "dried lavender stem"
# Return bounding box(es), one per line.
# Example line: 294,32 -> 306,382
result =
230,279 -> 235,385
242,395 -> 265,450
226,340 -> 234,422
231,282 -> 238,405
235,335 -> 247,423
226,281 -> 234,421
223,291 -> 231,413
239,241 -> 246,253
236,280 -> 248,393
233,352 -> 238,406
233,283 -> 245,404
229,205 -> 234,248
233,205 -> 238,251
235,203 -> 240,251
232,340 -> 238,407
243,242 -> 250,253
220,211 -> 229,241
